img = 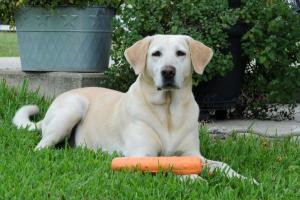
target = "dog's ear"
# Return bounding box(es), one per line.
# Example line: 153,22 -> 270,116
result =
124,36 -> 151,75
186,36 -> 213,75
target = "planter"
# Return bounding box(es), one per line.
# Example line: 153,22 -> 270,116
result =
15,6 -> 114,72
192,0 -> 247,119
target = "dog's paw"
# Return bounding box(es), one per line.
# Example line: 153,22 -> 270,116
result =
179,174 -> 206,182
251,178 -> 260,185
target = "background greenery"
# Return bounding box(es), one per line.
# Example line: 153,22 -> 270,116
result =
101,0 -> 300,120
103,0 -> 238,92
0,0 -> 299,119
1,81 -> 300,199
238,0 -> 300,119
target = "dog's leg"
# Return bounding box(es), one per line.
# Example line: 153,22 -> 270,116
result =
35,109 -> 82,150
204,159 -> 244,179
204,158 -> 258,184
35,96 -> 88,150
181,150 -> 258,184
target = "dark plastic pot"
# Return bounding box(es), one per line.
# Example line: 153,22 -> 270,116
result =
192,0 -> 248,119
15,6 -> 114,72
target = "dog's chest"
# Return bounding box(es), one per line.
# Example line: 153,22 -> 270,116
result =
150,104 -> 194,155
128,88 -> 199,156
151,101 -> 183,131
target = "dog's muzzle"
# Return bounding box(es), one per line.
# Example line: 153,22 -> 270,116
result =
157,65 -> 178,90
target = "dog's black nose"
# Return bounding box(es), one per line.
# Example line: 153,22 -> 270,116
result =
161,66 -> 176,79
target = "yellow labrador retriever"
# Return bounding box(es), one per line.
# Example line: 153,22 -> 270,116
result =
13,35 -> 253,182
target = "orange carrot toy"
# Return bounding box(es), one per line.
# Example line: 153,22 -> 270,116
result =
111,156 -> 203,175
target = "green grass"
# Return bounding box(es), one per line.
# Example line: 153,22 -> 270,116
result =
1,80 -> 300,199
0,32 -> 19,57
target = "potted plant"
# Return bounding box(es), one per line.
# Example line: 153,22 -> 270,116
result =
0,0 -> 123,72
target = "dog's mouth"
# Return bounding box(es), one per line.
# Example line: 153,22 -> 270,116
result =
157,82 -> 179,91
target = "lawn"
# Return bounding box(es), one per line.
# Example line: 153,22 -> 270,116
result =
0,32 -> 19,57
0,80 -> 300,199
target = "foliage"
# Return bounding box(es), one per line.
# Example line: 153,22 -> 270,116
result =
0,0 -> 123,26
103,0 -> 300,120
238,0 -> 300,119
1,0 -> 299,120
101,0 -> 238,92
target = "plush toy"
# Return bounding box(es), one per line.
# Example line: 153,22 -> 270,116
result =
111,156 -> 203,175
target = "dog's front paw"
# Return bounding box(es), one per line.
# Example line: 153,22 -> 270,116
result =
179,174 -> 206,182
251,178 -> 260,185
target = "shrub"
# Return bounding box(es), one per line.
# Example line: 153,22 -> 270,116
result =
238,0 -> 300,119
102,0 -> 238,92
0,0 -> 123,26
103,0 -> 300,120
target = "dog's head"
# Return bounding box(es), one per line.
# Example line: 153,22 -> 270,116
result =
124,35 -> 213,90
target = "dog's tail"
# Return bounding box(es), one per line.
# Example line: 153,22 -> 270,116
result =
12,105 -> 42,131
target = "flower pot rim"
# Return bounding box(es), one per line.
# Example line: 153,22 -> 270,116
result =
18,5 -> 115,13
17,5 -> 116,15
20,5 -> 113,8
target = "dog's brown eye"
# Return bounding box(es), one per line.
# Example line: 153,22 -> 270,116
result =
152,51 -> 161,57
176,50 -> 186,56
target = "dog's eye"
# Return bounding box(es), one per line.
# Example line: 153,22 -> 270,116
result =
152,51 -> 161,57
176,50 -> 186,56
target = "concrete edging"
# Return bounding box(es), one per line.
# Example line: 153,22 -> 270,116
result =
0,69 -> 105,97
